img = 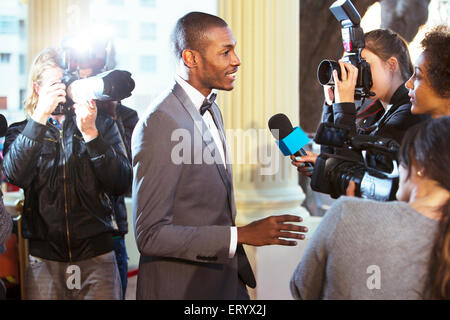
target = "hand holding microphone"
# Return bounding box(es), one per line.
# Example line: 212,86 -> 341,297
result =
268,113 -> 317,176
290,152 -> 317,177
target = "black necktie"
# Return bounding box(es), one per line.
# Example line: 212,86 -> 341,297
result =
200,93 -> 217,116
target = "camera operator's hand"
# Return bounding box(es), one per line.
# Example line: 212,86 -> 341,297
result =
32,82 -> 66,125
346,180 -> 356,197
324,85 -> 334,106
333,60 -> 358,103
73,99 -> 99,142
290,152 -> 317,177
237,215 -> 307,246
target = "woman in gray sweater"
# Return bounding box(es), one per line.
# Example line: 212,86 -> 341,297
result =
290,116 -> 450,299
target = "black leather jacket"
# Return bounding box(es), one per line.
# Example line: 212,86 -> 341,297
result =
2,114 -> 132,262
109,103 -> 139,236
320,84 -> 429,158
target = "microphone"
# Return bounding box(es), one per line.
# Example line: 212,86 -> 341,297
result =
268,113 -> 313,167
0,114 -> 8,137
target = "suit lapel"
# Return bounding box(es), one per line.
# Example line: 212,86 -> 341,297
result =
172,83 -> 235,219
210,103 -> 233,179
209,103 -> 237,220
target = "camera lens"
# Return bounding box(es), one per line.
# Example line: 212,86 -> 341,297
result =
317,60 -> 340,86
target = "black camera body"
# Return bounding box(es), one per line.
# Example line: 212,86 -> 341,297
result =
52,72 -> 77,115
317,0 -> 373,100
310,122 -> 400,201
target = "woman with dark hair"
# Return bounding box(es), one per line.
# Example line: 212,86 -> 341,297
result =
406,25 -> 450,118
290,116 -> 450,299
293,28 -> 428,175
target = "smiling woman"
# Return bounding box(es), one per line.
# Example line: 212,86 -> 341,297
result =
405,25 -> 450,118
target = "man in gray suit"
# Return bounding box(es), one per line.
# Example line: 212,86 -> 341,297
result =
132,12 -> 308,300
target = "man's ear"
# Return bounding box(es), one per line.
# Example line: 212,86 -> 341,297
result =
182,49 -> 198,68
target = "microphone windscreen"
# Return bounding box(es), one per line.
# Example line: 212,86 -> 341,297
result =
268,113 -> 294,140
0,114 -> 7,137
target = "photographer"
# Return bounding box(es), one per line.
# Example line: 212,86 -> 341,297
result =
293,28 -> 428,176
62,35 -> 139,299
2,48 -> 132,299
291,116 -> 450,299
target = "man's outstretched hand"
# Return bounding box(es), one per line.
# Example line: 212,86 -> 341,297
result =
237,215 -> 308,247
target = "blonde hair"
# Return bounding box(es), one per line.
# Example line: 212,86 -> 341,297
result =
23,47 -> 61,118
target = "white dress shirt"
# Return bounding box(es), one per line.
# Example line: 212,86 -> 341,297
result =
175,74 -> 237,259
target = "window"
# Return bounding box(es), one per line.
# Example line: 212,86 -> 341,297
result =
0,53 -> 11,63
140,55 -> 157,73
19,19 -> 25,39
19,54 -> 25,74
115,54 -> 129,68
19,89 -> 26,109
108,0 -> 124,5
140,23 -> 156,40
109,20 -> 129,38
0,16 -> 17,34
140,0 -> 156,7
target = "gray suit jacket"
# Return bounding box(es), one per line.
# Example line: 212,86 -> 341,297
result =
132,82 -> 255,300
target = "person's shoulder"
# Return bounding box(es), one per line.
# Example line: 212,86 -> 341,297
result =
329,196 -> 405,221
6,119 -> 28,134
141,87 -> 185,125
389,103 -> 430,127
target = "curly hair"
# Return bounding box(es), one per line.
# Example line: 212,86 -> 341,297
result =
421,25 -> 450,98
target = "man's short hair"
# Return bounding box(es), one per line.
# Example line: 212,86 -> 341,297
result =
171,12 -> 228,59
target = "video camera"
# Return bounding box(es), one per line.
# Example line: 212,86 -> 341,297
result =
316,0 -> 373,100
310,122 -> 400,201
53,35 -> 135,115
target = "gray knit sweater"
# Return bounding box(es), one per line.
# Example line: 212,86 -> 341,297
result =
290,197 -> 438,300
0,197 -> 12,254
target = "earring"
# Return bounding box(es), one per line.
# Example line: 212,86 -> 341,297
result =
417,171 -> 423,177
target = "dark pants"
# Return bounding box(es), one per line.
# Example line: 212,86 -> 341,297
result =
113,236 -> 128,299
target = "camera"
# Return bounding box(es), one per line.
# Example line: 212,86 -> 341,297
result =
316,0 -> 373,100
310,122 -> 400,201
52,35 -> 135,115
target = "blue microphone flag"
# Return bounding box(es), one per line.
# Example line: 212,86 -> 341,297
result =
276,127 -> 311,156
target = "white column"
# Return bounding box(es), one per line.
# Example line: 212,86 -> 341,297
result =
218,0 -> 321,299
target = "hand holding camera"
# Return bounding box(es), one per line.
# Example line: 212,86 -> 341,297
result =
332,60 -> 359,103
73,99 -> 98,142
316,0 -> 373,101
33,81 -> 67,124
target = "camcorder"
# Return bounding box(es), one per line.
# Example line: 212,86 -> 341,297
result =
316,0 -> 374,100
52,36 -> 135,115
310,122 -> 400,201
